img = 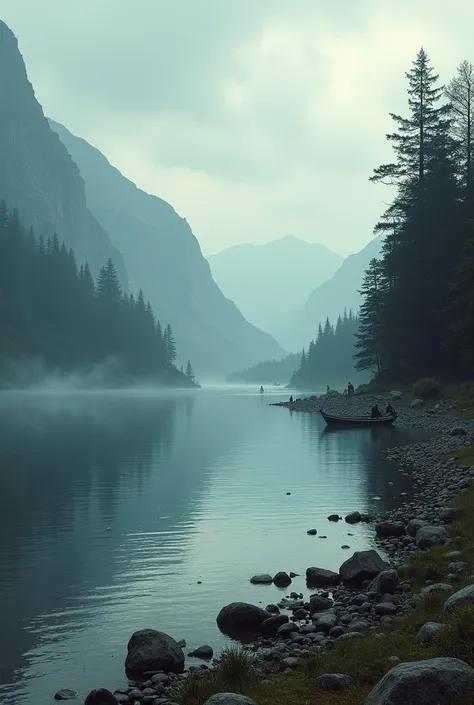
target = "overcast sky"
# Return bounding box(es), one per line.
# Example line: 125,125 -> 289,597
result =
2,1 -> 474,256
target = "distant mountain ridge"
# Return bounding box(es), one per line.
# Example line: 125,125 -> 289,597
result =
207,236 -> 343,343
49,120 -> 284,374
277,237 -> 384,351
0,20 -> 127,284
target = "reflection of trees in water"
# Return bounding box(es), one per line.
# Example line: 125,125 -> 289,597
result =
0,392 -> 190,691
298,411 -> 429,508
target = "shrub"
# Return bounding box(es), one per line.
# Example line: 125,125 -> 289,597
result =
413,377 -> 440,400
434,606 -> 474,665
215,645 -> 256,688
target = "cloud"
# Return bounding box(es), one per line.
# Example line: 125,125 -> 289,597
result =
2,0 -> 474,255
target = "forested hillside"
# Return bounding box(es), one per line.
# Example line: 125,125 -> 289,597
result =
291,310 -> 367,388
356,50 -> 474,380
0,203 -> 195,387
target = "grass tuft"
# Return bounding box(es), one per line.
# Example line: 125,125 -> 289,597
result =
169,672 -> 221,705
434,606 -> 474,666
215,645 -> 257,688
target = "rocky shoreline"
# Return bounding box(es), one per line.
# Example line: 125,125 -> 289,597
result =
78,392 -> 474,705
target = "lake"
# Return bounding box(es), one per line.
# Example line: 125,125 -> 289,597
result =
0,387 -> 428,704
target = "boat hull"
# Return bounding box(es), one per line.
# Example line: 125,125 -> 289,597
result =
320,410 -> 396,427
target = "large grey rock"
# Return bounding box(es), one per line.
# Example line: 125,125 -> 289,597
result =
365,657 -> 474,705
375,602 -> 398,616
125,630 -> 184,674
450,426 -> 467,437
273,571 -> 292,587
188,645 -> 214,659
277,622 -> 300,637
390,391 -> 403,400
345,511 -> 362,524
439,507 -> 462,524
203,695 -> 257,705
415,525 -> 449,549
54,691 -> 78,701
416,622 -> 444,645
406,519 -> 426,537
420,583 -> 453,598
367,569 -> 399,595
339,550 -> 388,585
217,603 -> 269,634
375,521 -> 406,538
84,691 -> 118,705
250,574 -> 273,584
444,584 -> 474,615
280,657 -> 299,671
261,615 -> 289,636
309,595 -> 333,615
410,398 -> 425,408
314,613 -> 337,634
317,673 -> 354,691
306,567 -> 340,586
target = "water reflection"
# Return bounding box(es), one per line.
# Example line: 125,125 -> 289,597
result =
0,390 -> 429,705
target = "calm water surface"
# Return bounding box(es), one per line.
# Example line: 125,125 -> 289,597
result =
0,387 -> 429,704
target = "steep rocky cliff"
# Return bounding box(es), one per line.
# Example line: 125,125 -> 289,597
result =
0,21 -> 126,282
49,120 -> 284,373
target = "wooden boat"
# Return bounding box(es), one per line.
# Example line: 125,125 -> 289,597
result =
320,409 -> 397,427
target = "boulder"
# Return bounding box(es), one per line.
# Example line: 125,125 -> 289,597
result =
415,525 -> 449,550
389,391 -> 403,400
188,645 -> 214,660
84,691 -> 118,705
375,521 -> 406,538
307,528 -> 317,535
280,657 -> 299,671
203,695 -> 257,705
365,657 -> 474,705
249,574 -> 273,584
277,622 -> 300,638
450,426 -> 467,437
125,630 -> 184,674
345,511 -> 362,524
327,514 -> 342,522
406,519 -> 426,537
306,567 -> 340,586
339,550 -> 388,585
375,602 -> 398,616
439,507 -> 462,524
217,603 -> 269,634
309,595 -> 333,615
444,584 -> 474,615
314,613 -> 337,634
316,674 -> 354,692
367,569 -> 399,595
420,583 -> 453,598
410,398 -> 425,408
416,622 -> 444,645
273,571 -> 292,587
54,690 -> 78,701
261,615 -> 289,636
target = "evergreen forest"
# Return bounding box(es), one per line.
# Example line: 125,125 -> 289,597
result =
0,202 -> 196,387
356,50 -> 474,380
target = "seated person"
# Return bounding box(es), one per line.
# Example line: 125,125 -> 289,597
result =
386,403 -> 394,415
371,403 -> 382,419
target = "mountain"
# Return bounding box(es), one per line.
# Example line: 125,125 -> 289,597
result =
279,237 -> 384,351
0,21 -> 126,284
207,236 -> 343,342
48,120 -> 284,374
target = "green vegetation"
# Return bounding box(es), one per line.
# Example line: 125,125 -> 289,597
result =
172,453 -> 474,705
0,202 -> 194,386
413,378 -> 441,399
291,310 -> 367,388
356,50 -> 474,382
228,353 -> 300,385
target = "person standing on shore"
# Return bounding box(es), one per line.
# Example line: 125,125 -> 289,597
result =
348,382 -> 354,398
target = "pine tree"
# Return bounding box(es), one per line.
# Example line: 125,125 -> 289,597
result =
185,360 -> 195,381
354,259 -> 385,373
164,324 -> 177,364
96,258 -> 122,305
445,60 -> 474,197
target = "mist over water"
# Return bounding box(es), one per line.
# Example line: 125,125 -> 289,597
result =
0,387 -> 429,704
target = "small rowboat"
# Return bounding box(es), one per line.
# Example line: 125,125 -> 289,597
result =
320,409 -> 397,427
